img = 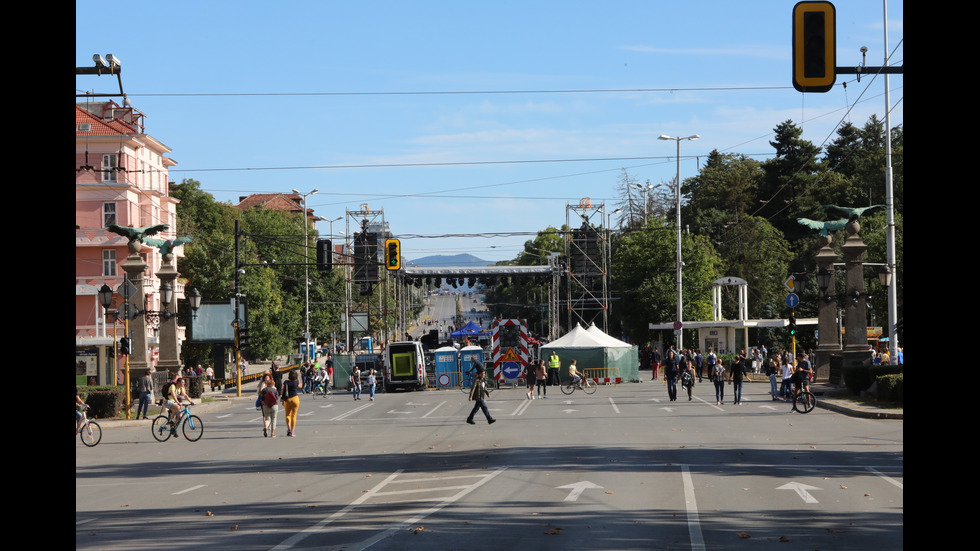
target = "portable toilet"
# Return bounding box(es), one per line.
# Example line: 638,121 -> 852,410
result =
358,336 -> 373,352
433,346 -> 459,388
459,345 -> 485,375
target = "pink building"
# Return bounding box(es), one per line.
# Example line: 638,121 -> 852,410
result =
75,100 -> 179,384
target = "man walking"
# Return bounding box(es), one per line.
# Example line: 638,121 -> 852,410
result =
466,364 -> 496,425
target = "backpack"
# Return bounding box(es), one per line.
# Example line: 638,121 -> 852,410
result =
262,387 -> 279,407
158,382 -> 175,405
681,371 -> 693,387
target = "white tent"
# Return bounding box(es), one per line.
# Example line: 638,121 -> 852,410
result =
541,323 -> 639,382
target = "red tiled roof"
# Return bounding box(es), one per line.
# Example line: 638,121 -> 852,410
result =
236,193 -> 304,212
75,104 -> 138,136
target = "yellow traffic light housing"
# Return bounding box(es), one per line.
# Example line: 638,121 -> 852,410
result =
385,238 -> 401,271
793,1 -> 836,93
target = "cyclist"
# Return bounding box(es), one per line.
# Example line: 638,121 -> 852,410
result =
792,353 -> 813,399
163,377 -> 195,425
568,360 -> 583,388
76,387 -> 87,434
314,366 -> 330,394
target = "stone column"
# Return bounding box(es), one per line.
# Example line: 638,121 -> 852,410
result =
814,236 -> 840,382
121,252 -> 149,375
841,220 -> 874,368
156,260 -> 181,378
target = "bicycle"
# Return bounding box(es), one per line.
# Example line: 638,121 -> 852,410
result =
559,375 -> 597,395
792,389 -> 816,414
77,405 -> 102,447
152,404 -> 204,442
310,381 -> 329,399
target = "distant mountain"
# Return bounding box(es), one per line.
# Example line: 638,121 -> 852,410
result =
406,253 -> 492,267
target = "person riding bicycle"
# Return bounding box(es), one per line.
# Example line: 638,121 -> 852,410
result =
314,366 -> 330,394
791,354 -> 812,398
568,360 -> 583,388
76,386 -> 87,434
163,377 -> 195,424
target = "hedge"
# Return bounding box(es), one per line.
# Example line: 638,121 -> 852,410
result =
78,385 -> 124,419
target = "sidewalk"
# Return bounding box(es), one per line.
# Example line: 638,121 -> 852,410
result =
809,382 -> 903,420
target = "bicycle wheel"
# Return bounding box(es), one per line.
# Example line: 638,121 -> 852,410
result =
560,380 -> 574,395
80,421 -> 102,447
582,378 -> 597,394
151,415 -> 173,442
794,391 -> 815,414
182,415 -> 204,441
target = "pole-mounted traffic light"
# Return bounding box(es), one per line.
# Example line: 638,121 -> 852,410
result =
238,327 -> 250,350
793,1 -> 836,93
119,337 -> 131,355
788,311 -> 797,336
316,238 -> 332,271
385,238 -> 401,271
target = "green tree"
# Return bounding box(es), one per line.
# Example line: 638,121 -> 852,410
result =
610,219 -> 722,344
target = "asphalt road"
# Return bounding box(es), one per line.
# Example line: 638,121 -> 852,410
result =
76,381 -> 903,551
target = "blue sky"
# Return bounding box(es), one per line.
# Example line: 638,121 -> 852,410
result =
76,1 -> 903,263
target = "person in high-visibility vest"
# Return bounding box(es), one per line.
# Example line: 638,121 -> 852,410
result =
547,351 -> 560,386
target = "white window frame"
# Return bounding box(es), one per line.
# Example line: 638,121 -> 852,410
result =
102,154 -> 118,182
103,202 -> 116,227
102,249 -> 117,277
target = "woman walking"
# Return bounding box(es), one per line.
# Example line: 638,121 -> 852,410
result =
535,359 -> 547,399
258,373 -> 280,437
282,370 -> 302,437
525,361 -> 536,399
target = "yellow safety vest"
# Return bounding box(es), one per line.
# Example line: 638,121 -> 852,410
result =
549,355 -> 560,369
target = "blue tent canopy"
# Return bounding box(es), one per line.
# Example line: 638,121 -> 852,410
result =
450,320 -> 485,338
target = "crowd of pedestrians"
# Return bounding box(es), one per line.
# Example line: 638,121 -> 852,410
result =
647,345 -> 824,405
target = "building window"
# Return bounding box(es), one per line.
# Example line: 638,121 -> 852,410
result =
103,203 -> 116,227
102,249 -> 117,277
102,154 -> 118,182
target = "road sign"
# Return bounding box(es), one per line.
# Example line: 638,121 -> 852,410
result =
783,275 -> 796,293
786,293 -> 800,308
117,279 -> 138,303
502,362 -> 521,379
673,320 -> 683,331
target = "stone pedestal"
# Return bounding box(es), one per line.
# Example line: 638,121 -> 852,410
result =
121,253 -> 149,374
841,221 -> 874,369
156,261 -> 182,377
814,238 -> 840,382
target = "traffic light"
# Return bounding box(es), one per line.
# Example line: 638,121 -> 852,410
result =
793,1 -> 836,93
353,232 -> 379,283
316,238 -> 332,271
788,312 -> 797,336
385,238 -> 401,271
238,326 -> 250,350
119,337 -> 131,355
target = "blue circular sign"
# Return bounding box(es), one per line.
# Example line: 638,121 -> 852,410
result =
785,293 -> 800,308
502,362 -> 521,379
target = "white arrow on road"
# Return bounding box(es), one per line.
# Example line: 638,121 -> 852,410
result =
777,482 -> 821,503
557,481 -> 603,502
561,409 -> 579,414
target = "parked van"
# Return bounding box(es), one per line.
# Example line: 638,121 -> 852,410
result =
384,341 -> 427,391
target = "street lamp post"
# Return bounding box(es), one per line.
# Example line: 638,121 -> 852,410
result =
659,134 -> 699,351
292,188 -> 318,361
